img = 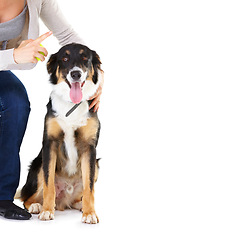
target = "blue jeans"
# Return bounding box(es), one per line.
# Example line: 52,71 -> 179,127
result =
0,71 -> 30,201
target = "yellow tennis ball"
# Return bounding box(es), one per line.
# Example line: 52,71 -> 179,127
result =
36,44 -> 45,61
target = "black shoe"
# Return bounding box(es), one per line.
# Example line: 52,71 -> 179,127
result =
0,200 -> 31,220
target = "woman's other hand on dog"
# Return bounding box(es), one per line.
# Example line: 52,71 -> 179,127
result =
13,31 -> 52,64
89,69 -> 104,112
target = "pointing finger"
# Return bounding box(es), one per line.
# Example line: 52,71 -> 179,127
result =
34,31 -> 52,44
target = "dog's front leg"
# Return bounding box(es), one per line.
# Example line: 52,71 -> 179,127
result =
81,145 -> 99,224
39,140 -> 57,221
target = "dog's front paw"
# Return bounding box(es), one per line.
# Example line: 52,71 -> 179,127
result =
82,212 -> 99,224
38,210 -> 54,221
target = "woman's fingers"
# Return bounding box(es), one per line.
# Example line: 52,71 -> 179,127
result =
31,57 -> 38,64
37,46 -> 48,57
19,39 -> 33,47
88,70 -> 104,111
89,94 -> 101,112
89,89 -> 99,101
93,100 -> 100,112
34,52 -> 45,62
34,31 -> 52,44
33,32 -> 51,58
14,32 -> 52,64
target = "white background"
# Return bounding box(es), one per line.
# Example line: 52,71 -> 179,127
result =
1,0 -> 225,239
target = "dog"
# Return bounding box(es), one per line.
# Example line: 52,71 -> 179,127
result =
18,43 -> 102,223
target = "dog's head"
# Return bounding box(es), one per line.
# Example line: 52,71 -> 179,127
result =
47,43 -> 102,104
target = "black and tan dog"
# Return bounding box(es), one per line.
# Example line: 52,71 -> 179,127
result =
17,43 -> 102,223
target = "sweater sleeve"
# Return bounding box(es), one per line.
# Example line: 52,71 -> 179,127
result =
40,0 -> 85,46
0,48 -> 36,71
0,49 -> 15,70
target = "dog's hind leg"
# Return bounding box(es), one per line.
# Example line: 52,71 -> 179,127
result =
72,200 -> 82,211
81,145 -> 99,224
24,189 -> 43,214
26,202 -> 42,214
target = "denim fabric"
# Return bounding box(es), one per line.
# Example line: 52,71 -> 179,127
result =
0,71 -> 30,200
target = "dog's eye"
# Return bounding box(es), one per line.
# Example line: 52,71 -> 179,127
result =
82,56 -> 88,61
62,57 -> 69,62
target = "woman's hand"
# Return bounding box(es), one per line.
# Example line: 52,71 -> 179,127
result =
89,70 -> 104,112
13,31 -> 52,64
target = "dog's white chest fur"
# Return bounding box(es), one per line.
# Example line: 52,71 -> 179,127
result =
51,91 -> 90,176
61,125 -> 78,176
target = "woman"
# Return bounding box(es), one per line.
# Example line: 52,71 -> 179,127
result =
0,0 -> 103,220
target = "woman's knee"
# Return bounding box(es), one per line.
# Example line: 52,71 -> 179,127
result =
0,71 -> 30,113
12,86 -> 30,112
0,72 -> 30,147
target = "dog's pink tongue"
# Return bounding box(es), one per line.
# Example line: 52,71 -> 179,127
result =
70,82 -> 82,104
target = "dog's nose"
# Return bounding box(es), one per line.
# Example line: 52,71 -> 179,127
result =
71,71 -> 82,81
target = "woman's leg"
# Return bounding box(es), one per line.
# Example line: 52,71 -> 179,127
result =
0,71 -> 31,220
0,70 -> 30,200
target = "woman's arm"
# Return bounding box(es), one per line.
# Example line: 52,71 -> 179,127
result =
40,0 -> 84,46
0,0 -> 83,71
0,48 -> 36,70
0,31 -> 52,71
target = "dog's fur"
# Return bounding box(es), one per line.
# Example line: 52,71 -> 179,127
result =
18,43 -> 102,223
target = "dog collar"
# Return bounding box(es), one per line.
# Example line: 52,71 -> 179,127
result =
65,102 -> 82,117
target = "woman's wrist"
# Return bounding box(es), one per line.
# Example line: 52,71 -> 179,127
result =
13,48 -> 19,64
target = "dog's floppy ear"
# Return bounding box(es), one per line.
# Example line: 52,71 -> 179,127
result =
47,53 -> 58,84
92,50 -> 102,84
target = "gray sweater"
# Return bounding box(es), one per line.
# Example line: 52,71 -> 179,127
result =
0,3 -> 27,43
0,0 -> 84,70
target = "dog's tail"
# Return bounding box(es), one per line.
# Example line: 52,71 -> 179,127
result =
14,188 -> 22,200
